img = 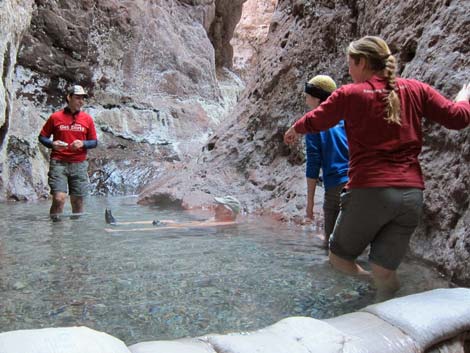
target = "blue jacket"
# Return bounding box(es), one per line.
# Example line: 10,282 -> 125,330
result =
305,120 -> 349,190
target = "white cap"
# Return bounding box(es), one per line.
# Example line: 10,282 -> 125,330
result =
214,196 -> 241,214
68,85 -> 87,96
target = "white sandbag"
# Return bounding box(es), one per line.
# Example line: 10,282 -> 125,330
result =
0,326 -> 131,353
325,312 -> 420,353
129,338 -> 216,353
425,333 -> 468,353
362,288 -> 470,351
205,316 -> 363,353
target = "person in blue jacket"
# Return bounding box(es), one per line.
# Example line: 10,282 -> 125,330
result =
303,75 -> 349,248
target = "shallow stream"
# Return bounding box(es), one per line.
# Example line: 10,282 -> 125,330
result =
0,196 -> 450,344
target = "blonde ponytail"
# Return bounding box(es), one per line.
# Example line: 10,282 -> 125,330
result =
348,36 -> 401,125
383,55 -> 401,125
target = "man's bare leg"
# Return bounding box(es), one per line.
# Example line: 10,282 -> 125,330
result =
70,195 -> 84,217
50,192 -> 67,221
329,251 -> 371,278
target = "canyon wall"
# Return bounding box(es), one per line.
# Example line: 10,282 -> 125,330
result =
0,0 -> 245,200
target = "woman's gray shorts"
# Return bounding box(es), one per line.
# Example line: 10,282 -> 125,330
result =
48,159 -> 89,197
329,187 -> 423,271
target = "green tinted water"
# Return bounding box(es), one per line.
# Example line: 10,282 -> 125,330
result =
0,196 -> 450,344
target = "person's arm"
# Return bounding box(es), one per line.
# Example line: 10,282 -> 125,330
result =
305,134 -> 321,221
69,139 -> 98,150
294,88 -> 346,134
86,118 -> 98,149
38,135 -> 53,148
306,178 -> 317,220
422,82 -> 470,129
83,140 -> 98,149
285,88 -> 346,145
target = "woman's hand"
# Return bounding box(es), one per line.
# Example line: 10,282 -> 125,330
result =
455,83 -> 470,102
284,126 -> 300,144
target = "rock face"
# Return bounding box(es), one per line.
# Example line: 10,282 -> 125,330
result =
231,0 -> 277,80
0,0 -> 35,200
208,0 -> 246,68
140,0 -> 470,284
0,0 -> 245,200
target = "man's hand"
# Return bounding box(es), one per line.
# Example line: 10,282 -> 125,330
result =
69,140 -> 84,151
52,140 -> 68,150
455,83 -> 470,102
284,126 -> 300,144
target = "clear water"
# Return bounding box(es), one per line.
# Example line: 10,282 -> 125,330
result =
0,196 -> 450,344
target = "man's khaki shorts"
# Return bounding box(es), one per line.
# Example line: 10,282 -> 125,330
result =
329,187 -> 423,270
48,159 -> 89,197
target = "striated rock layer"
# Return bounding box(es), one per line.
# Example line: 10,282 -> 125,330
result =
140,0 -> 470,284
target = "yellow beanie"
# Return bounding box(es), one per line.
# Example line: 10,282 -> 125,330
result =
308,75 -> 337,93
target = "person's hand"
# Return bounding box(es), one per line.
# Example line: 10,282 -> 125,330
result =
301,216 -> 313,225
52,140 -> 68,150
455,83 -> 470,102
284,126 -> 300,144
69,139 -> 84,151
301,210 -> 314,225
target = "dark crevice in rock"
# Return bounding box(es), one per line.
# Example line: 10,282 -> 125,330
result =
0,42 -> 12,151
399,38 -> 418,74
207,142 -> 216,151
102,103 -> 122,110
345,0 -> 359,37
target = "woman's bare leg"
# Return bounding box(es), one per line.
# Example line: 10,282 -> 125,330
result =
371,263 -> 400,301
329,251 -> 371,278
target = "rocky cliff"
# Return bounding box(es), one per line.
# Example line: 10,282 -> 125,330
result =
140,0 -> 470,284
0,0 -> 245,200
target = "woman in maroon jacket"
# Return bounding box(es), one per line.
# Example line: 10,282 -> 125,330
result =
284,36 -> 470,298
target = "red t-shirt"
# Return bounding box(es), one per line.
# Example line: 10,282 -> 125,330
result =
294,76 -> 470,189
40,109 -> 97,163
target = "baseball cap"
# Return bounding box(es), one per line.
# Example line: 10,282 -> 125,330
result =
214,196 -> 241,214
68,85 -> 88,96
304,75 -> 336,102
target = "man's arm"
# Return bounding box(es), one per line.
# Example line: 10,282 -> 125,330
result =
38,135 -> 53,148
83,140 -> 98,149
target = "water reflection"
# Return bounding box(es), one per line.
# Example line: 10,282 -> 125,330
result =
0,196 -> 450,344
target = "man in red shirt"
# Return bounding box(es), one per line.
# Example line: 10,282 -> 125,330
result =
38,85 -> 98,221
